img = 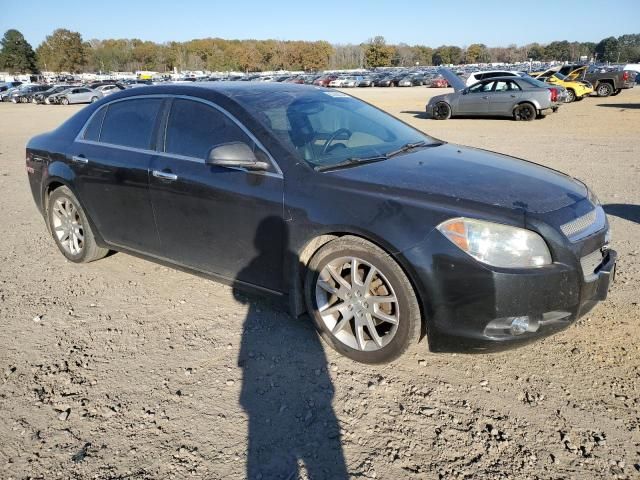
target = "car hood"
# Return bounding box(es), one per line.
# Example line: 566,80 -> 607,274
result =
329,143 -> 587,214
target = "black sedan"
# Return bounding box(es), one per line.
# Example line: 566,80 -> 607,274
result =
26,83 -> 616,363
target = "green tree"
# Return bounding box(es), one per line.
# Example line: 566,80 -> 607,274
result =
36,29 -> 88,72
0,29 -> 38,73
465,43 -> 489,63
363,36 -> 394,67
595,36 -> 620,62
413,45 -> 433,65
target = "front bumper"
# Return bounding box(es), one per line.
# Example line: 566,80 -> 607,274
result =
399,225 -> 616,352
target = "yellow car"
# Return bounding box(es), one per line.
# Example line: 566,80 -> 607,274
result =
531,67 -> 594,102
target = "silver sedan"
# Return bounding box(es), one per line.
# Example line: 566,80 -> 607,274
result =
51,87 -> 103,105
426,69 -> 562,121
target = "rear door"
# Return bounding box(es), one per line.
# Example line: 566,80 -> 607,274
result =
488,79 -> 522,115
457,80 -> 493,115
71,97 -> 164,253
148,97 -> 285,291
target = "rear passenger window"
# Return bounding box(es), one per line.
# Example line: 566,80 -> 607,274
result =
83,107 -> 106,141
100,98 -> 162,149
165,99 -> 251,159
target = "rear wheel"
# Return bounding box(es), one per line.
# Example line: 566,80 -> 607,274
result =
47,186 -> 108,263
513,103 -> 536,121
61,97 -> 69,105
596,82 -> 613,97
432,102 -> 452,120
565,89 -> 576,102
304,236 -> 422,364
90,96 -> 98,103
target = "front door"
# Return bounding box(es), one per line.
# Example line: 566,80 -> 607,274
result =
457,80 -> 493,115
149,98 -> 285,292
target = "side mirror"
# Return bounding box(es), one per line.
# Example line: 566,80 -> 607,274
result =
462,88 -> 469,95
206,142 -> 270,171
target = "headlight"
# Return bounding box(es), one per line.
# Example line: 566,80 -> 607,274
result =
437,217 -> 552,268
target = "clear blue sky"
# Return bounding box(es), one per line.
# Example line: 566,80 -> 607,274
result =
1,0 -> 638,47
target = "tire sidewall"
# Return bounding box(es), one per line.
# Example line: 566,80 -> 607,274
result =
597,83 -> 612,97
433,102 -> 451,120
47,187 -> 92,263
304,241 -> 419,364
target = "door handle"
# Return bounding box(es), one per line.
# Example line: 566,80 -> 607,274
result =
152,170 -> 178,181
482,95 -> 489,99
72,155 -> 88,164
510,94 -> 517,97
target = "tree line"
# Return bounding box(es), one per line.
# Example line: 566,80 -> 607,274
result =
1,28 -> 639,75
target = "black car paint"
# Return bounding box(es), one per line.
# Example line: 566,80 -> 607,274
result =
26,83 -> 614,351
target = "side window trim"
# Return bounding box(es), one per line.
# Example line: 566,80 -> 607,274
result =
75,94 -> 282,177
160,95 -> 282,176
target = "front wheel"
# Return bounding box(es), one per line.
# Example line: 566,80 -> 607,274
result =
304,236 -> 422,364
61,97 -> 69,105
90,96 -> 98,103
432,102 -> 452,120
596,83 -> 613,97
47,186 -> 109,263
513,103 -> 536,121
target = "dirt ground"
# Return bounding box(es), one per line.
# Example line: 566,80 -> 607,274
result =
1,86 -> 639,480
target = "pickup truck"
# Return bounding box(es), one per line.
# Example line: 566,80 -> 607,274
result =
558,65 -> 637,97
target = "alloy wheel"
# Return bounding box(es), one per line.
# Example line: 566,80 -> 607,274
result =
51,197 -> 84,255
315,256 -> 400,352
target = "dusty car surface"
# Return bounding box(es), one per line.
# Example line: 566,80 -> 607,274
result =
26,83 -> 616,363
427,69 -> 562,121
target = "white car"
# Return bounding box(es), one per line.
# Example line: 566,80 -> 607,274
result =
328,78 -> 346,87
465,70 -> 522,86
96,84 -> 121,96
341,76 -> 360,88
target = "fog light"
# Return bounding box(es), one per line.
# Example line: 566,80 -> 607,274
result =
510,316 -> 531,335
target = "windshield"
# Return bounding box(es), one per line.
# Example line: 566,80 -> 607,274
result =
552,72 -> 567,81
235,90 -> 434,169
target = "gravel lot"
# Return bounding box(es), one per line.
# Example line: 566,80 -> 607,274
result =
1,86 -> 639,480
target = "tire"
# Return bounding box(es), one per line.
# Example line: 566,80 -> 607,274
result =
596,82 -> 613,97
565,89 -> 576,103
304,236 -> 422,364
432,101 -> 452,120
513,103 -> 536,121
611,89 -> 622,96
61,97 -> 69,105
47,186 -> 109,263
90,96 -> 99,103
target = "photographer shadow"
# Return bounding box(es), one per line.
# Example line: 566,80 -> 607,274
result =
234,216 -> 348,480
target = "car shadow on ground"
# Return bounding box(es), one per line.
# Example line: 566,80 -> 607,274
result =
400,111 -> 513,121
596,103 -> 640,109
603,204 -> 640,224
233,216 -> 349,480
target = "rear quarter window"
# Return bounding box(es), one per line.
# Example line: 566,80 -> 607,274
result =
83,107 -> 107,141
100,98 -> 163,149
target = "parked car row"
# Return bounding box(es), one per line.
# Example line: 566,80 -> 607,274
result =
0,81 -> 128,105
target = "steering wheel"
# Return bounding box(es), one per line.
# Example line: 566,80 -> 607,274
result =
321,128 -> 352,154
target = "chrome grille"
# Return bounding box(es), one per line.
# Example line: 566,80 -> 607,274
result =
580,249 -> 604,280
560,206 -> 606,241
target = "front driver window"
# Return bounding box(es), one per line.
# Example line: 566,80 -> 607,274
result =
164,99 -> 252,160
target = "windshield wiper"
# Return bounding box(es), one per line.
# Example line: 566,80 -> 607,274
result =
314,155 -> 387,172
314,140 -> 443,172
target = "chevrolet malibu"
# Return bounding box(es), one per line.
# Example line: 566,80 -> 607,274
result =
26,83 -> 616,363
